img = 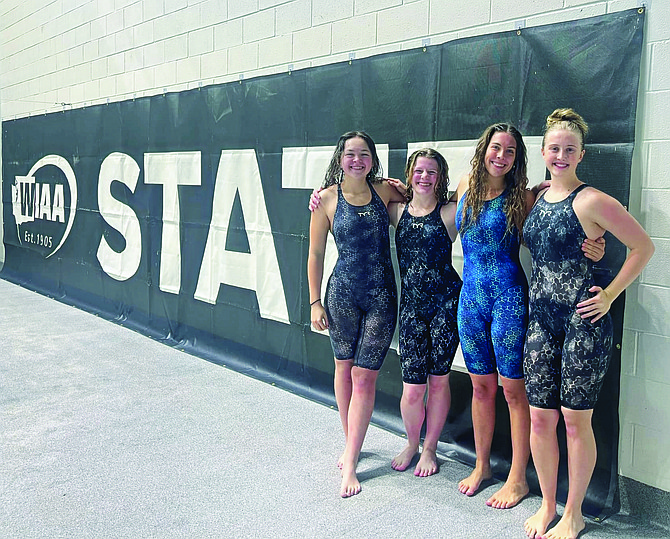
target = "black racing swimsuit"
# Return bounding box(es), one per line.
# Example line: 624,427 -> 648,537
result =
395,203 -> 461,384
324,181 -> 397,370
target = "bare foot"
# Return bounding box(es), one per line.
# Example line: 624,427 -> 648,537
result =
524,505 -> 556,539
458,466 -> 492,496
486,479 -> 529,509
337,452 -> 344,470
414,448 -> 438,477
391,444 -> 418,471
544,512 -> 585,539
340,468 -> 361,498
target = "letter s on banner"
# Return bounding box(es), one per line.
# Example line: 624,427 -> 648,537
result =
97,152 -> 142,281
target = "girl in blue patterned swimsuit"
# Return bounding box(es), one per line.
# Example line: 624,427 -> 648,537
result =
453,124 -> 606,510
522,109 -> 653,539
387,149 -> 461,477
308,131 -> 405,498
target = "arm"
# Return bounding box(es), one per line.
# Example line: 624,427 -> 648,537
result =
576,193 -> 654,322
440,200 -> 458,242
378,178 -> 406,204
307,205 -> 331,331
385,177 -> 407,201
388,201 -> 404,228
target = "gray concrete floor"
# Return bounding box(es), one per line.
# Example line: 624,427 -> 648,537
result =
1,278 -> 668,539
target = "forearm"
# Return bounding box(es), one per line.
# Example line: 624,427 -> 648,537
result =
603,241 -> 655,301
307,254 -> 325,303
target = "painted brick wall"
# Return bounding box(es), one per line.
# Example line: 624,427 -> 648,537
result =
1,0 -> 668,492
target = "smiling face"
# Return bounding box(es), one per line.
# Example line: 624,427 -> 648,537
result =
484,131 -> 517,179
410,156 -> 440,197
541,128 -> 584,177
340,136 -> 373,181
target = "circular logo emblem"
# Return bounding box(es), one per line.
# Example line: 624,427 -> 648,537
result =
12,155 -> 78,258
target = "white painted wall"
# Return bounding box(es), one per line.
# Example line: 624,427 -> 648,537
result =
1,0 -> 668,492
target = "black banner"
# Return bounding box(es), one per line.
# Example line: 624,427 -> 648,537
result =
1,9 -> 644,518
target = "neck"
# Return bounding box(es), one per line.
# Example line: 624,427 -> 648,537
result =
341,175 -> 369,193
550,174 -> 581,192
410,191 -> 438,209
485,174 -> 506,193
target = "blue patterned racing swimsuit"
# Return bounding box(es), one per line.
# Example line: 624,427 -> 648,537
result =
523,184 -> 613,410
324,181 -> 397,370
456,190 -> 528,379
395,203 -> 462,384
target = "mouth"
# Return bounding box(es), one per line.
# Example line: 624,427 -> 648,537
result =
490,161 -> 508,170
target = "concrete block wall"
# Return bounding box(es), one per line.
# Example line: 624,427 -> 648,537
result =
1,0 -> 669,495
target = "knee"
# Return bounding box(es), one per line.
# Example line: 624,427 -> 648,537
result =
530,409 -> 559,436
403,385 -> 426,406
502,383 -> 528,409
562,409 -> 593,440
471,382 -> 497,402
352,368 -> 379,392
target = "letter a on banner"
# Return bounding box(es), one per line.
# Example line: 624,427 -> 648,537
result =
194,150 -> 289,324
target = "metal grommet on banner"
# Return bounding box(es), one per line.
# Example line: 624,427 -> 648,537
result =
349,52 -> 355,65
638,7 -> 644,13
422,38 -> 430,52
515,19 -> 525,36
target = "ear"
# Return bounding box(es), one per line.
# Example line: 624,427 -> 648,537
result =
578,149 -> 585,163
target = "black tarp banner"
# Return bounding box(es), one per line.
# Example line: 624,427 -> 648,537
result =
1,8 -> 645,519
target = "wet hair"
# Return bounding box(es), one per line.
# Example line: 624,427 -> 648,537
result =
404,148 -> 450,203
460,123 -> 528,239
543,108 -> 589,149
322,131 -> 383,188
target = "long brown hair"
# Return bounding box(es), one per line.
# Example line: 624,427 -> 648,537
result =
460,123 -> 528,239
322,131 -> 383,188
404,148 -> 450,203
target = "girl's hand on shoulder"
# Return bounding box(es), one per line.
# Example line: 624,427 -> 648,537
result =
386,177 -> 407,196
311,301 -> 329,331
582,237 -> 605,262
309,188 -> 323,212
576,286 -> 612,323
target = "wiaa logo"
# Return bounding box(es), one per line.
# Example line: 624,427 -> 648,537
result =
11,155 -> 78,258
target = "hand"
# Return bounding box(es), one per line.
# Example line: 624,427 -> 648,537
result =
576,286 -> 612,323
311,301 -> 329,330
582,237 -> 605,262
386,177 -> 407,196
308,188 -> 323,212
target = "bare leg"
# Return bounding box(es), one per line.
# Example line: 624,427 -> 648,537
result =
487,376 -> 530,508
524,406 -> 560,539
544,408 -> 594,539
392,382 -> 426,471
334,358 -> 354,469
415,373 -> 451,477
459,372 -> 497,495
340,366 -> 379,497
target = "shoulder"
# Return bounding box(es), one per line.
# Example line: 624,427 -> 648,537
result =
573,185 -> 616,209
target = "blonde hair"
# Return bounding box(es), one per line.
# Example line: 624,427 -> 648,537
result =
543,108 -> 589,149
460,123 -> 528,240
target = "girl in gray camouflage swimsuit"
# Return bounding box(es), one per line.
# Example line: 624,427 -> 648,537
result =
522,109 -> 654,539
